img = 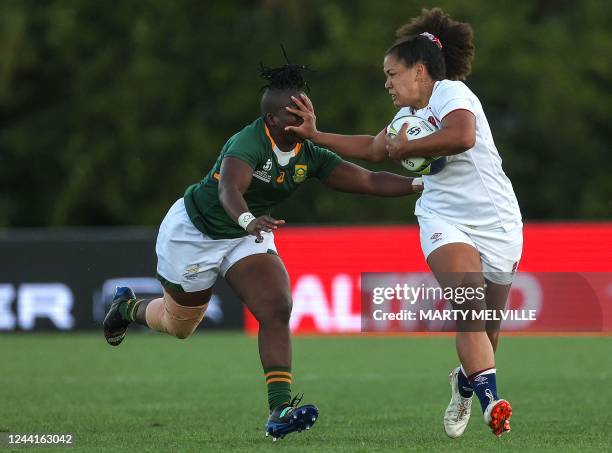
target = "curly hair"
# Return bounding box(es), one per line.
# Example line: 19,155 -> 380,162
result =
259,63 -> 310,92
391,8 -> 475,81
259,61 -> 312,116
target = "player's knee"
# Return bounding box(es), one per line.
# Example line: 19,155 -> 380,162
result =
275,301 -> 292,325
172,324 -> 196,340
162,296 -> 207,340
261,304 -> 292,326
487,329 -> 500,350
168,320 -> 200,340
254,294 -> 292,326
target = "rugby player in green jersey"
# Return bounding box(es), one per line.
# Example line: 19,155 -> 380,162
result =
103,62 -> 423,440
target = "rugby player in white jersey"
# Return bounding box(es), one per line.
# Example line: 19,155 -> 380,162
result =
286,8 -> 522,439
103,61 -> 424,441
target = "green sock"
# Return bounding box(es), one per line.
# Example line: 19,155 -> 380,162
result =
264,366 -> 292,411
118,298 -> 141,322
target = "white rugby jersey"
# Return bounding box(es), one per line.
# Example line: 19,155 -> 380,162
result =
394,80 -> 522,230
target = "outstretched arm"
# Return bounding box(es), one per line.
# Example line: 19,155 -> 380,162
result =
324,160 -> 423,196
285,93 -> 388,163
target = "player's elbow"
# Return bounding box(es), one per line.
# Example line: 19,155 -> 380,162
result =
369,152 -> 386,164
457,131 -> 476,151
365,145 -> 387,163
365,172 -> 386,194
217,183 -> 234,207
461,136 -> 476,150
217,192 -> 228,211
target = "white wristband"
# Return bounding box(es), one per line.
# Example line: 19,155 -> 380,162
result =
412,177 -> 423,187
237,212 -> 256,230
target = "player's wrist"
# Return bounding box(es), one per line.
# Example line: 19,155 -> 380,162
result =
237,212 -> 256,230
311,130 -> 324,143
411,177 -> 423,193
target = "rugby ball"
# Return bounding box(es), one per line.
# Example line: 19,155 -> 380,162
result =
387,115 -> 446,175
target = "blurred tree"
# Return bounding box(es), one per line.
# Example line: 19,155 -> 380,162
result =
0,0 -> 610,227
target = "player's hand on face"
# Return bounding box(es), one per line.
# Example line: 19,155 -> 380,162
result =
386,122 -> 411,160
246,215 -> 285,242
284,93 -> 318,139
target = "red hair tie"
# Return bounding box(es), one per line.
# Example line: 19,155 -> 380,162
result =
420,32 -> 442,50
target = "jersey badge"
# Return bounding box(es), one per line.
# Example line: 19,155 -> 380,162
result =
293,165 -> 308,183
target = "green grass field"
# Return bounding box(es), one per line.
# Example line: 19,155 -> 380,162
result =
2,333 -> 611,452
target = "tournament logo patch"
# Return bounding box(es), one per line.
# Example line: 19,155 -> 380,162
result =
253,158 -> 274,183
293,164 -> 307,183
183,264 -> 200,281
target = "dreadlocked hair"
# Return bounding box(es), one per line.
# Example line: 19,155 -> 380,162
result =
259,63 -> 310,92
393,8 -> 474,80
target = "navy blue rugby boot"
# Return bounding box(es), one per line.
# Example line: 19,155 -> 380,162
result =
103,286 -> 136,346
265,394 -> 319,441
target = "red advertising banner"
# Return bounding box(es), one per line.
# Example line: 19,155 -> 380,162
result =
244,223 -> 612,333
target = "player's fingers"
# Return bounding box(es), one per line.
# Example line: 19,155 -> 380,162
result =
255,219 -> 274,230
299,93 -> 315,112
285,106 -> 309,119
266,216 -> 285,225
265,221 -> 284,230
254,222 -> 273,233
262,215 -> 284,224
261,217 -> 285,228
386,144 -> 398,161
291,95 -> 309,112
248,226 -> 263,240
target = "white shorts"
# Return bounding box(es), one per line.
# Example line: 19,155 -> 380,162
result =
418,213 -> 523,285
156,199 -> 278,292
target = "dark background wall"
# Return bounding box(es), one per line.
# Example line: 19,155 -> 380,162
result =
0,229 -> 243,330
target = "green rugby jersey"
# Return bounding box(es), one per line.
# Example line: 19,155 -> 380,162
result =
184,117 -> 342,239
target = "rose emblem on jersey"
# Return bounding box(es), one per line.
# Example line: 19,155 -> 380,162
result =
292,165 -> 307,183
